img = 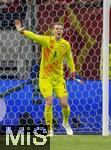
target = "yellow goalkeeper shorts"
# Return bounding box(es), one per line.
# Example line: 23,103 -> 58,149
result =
39,77 -> 68,98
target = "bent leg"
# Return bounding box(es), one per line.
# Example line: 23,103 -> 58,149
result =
59,96 -> 70,124
54,79 -> 70,125
59,96 -> 73,135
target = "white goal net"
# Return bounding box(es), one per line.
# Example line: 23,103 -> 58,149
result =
0,0 -> 109,135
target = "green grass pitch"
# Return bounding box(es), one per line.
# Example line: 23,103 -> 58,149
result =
0,135 -> 111,150
50,135 -> 111,150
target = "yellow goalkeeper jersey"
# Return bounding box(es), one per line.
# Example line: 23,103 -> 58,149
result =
23,31 -> 75,78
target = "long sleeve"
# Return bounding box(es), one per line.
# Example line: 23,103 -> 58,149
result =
22,30 -> 48,46
65,43 -> 76,73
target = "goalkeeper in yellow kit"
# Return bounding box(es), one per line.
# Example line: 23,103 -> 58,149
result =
15,20 -> 76,136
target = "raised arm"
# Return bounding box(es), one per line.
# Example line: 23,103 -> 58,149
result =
15,20 -> 25,33
15,20 -> 48,46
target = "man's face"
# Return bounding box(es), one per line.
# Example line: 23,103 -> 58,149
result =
53,24 -> 63,40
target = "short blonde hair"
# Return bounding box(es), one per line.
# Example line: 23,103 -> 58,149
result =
51,22 -> 63,29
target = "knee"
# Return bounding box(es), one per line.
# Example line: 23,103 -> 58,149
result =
61,102 -> 68,108
59,96 -> 68,108
45,97 -> 53,106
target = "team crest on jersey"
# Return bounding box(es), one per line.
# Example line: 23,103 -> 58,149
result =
61,43 -> 67,55
61,43 -> 66,49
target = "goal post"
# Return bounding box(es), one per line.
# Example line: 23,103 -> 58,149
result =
102,0 -> 110,136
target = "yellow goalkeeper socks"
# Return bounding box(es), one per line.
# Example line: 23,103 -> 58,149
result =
44,105 -> 53,131
62,105 -> 70,124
